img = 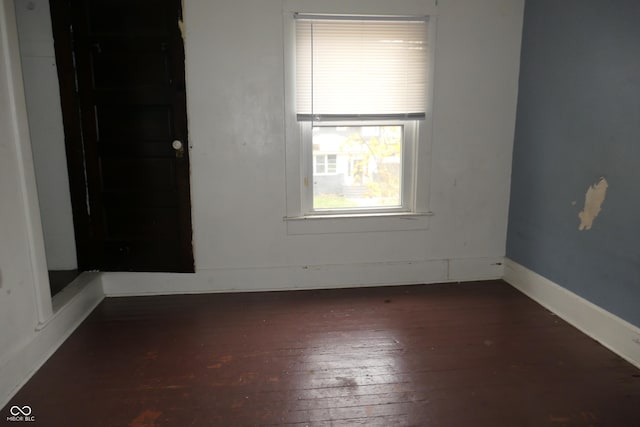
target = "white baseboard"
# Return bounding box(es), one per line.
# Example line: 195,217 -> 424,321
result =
504,258 -> 640,369
448,257 -> 504,282
102,260 -> 448,296
0,273 -> 105,410
102,257 -> 504,296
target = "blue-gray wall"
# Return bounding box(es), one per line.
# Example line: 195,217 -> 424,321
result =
507,0 -> 640,327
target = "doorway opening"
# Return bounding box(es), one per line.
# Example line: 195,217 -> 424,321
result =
14,0 -> 194,298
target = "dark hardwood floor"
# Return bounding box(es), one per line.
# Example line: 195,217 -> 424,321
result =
3,280 -> 639,426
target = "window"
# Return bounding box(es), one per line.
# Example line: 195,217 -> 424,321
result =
284,3 -> 435,228
312,125 -> 403,209
314,154 -> 337,174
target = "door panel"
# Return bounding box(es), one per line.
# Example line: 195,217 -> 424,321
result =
95,106 -> 173,141
91,51 -> 170,89
99,158 -> 176,192
51,0 -> 193,272
104,207 -> 179,241
86,0 -> 170,37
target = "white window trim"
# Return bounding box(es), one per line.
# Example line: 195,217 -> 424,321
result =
283,0 -> 438,234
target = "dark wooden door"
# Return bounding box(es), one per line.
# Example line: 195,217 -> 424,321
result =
51,0 -> 194,272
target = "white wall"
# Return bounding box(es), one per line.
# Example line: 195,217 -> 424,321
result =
1,0 -> 51,401
8,0 -> 524,295
1,0 -> 48,362
103,0 -> 525,294
14,0 -> 77,270
0,0 -> 102,408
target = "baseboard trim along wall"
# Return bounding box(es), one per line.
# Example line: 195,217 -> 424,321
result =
0,273 -> 105,410
503,258 -> 640,369
101,257 -> 505,296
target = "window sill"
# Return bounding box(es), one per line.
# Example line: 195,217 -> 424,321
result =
284,211 -> 433,235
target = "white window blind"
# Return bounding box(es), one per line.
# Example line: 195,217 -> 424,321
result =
295,15 -> 429,121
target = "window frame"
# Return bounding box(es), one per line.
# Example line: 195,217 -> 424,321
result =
283,0 -> 437,233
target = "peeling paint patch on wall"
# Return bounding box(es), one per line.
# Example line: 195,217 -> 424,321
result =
578,177 -> 608,231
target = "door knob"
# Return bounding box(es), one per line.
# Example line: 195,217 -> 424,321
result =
172,140 -> 184,158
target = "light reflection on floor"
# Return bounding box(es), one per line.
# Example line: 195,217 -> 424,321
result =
288,329 -> 411,420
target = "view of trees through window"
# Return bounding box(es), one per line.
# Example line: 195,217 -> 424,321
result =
312,125 -> 402,209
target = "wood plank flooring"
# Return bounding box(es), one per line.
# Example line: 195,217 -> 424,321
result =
3,280 -> 639,426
